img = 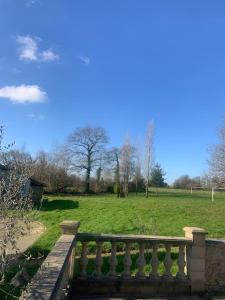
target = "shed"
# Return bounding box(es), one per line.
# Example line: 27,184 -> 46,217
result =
0,164 -> 45,206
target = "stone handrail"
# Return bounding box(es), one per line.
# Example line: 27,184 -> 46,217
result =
77,232 -> 193,245
22,221 -> 80,300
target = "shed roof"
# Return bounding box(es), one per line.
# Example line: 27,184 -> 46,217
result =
30,177 -> 46,187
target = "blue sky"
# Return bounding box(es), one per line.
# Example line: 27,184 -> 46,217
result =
0,0 -> 225,183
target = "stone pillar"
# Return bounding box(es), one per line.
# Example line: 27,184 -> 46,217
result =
60,220 -> 80,235
60,220 -> 80,280
183,227 -> 207,293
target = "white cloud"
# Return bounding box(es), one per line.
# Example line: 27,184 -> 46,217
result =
17,35 -> 38,61
40,49 -> 59,62
0,85 -> 47,104
16,35 -> 59,62
79,56 -> 90,65
27,113 -> 45,120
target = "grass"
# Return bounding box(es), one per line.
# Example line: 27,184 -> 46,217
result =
32,188 -> 225,257
2,188 -> 225,299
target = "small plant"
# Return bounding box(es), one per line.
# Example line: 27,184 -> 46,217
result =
129,212 -> 158,235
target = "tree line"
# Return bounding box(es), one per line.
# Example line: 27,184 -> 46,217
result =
2,116 -> 225,196
29,120 -> 225,192
1,122 -> 167,197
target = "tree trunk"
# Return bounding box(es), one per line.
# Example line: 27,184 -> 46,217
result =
135,178 -> 138,195
85,168 -> 90,194
116,159 -> 120,198
145,182 -> 149,198
85,151 -> 91,194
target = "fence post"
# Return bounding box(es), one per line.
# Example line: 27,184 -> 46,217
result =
183,227 -> 207,293
60,220 -> 80,280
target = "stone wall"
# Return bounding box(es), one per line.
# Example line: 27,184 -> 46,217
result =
205,239 -> 225,291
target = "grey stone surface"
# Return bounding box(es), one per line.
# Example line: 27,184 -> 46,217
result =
72,278 -> 191,298
205,239 -> 225,290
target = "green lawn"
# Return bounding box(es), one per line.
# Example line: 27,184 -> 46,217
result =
31,188 -> 225,256
2,188 -> 225,299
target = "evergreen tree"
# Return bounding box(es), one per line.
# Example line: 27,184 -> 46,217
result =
150,163 -> 166,187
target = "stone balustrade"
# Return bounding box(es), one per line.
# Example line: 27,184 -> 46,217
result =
23,221 -> 214,299
76,233 -> 192,280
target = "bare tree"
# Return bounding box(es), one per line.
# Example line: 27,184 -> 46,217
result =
66,126 -> 109,193
173,175 -> 201,189
120,137 -> 135,197
134,143 -> 142,195
208,120 -> 225,187
33,150 -> 75,193
0,125 -> 33,283
1,149 -> 33,167
144,121 -> 154,198
33,150 -> 51,185
94,155 -> 103,193
107,148 -> 121,197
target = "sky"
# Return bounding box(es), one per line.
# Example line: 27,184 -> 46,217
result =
0,0 -> 225,183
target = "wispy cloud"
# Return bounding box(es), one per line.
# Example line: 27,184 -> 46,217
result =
79,56 -> 90,65
27,113 -> 45,121
40,50 -> 59,62
16,35 -> 59,62
25,0 -> 41,7
0,85 -> 47,104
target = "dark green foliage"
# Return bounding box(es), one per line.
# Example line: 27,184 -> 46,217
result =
150,163 -> 166,187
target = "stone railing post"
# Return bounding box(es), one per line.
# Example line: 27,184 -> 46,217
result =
183,227 -> 207,293
60,220 -> 80,235
60,220 -> 80,280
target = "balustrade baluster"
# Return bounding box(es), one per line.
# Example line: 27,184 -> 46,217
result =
149,244 -> 159,279
122,242 -> 132,278
94,242 -> 103,277
176,245 -> 186,280
163,244 -> 173,279
108,242 -> 118,278
136,243 -> 146,278
80,241 -> 88,277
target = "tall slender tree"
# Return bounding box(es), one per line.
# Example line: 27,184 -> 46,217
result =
120,137 -> 135,197
107,147 -> 121,197
144,121 -> 154,198
208,119 -> 225,186
134,145 -> 142,194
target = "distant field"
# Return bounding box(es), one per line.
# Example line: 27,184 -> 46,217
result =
31,188 -> 225,256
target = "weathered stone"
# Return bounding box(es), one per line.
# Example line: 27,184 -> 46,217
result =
183,227 -> 207,293
60,220 -> 80,235
25,221 -> 79,300
205,239 -> 225,291
72,278 -> 191,298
